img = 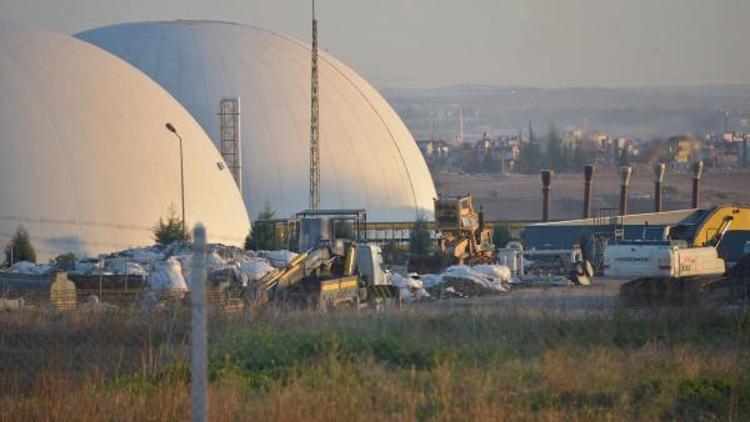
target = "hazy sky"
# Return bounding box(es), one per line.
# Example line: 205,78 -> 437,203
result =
1,0 -> 748,89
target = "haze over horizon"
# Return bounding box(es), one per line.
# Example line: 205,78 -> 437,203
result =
1,0 -> 748,90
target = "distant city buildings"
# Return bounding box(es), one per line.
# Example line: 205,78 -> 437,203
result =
416,123 -> 748,175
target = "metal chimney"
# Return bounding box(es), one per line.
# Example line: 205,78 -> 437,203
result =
582,164 -> 594,219
691,161 -> 703,208
653,163 -> 665,212
541,169 -> 553,222
619,166 -> 632,216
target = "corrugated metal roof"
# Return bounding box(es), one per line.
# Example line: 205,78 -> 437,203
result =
528,209 -> 699,228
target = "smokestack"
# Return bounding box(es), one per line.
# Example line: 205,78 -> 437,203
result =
691,161 -> 703,208
541,169 -> 553,222
743,138 -> 748,169
653,163 -> 665,212
582,164 -> 594,219
619,166 -> 632,216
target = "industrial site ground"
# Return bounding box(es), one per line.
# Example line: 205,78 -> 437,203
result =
2,284 -> 749,421
436,168 -> 750,221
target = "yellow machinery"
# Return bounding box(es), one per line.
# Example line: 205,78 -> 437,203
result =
619,205 -> 750,306
434,195 -> 495,266
667,205 -> 750,264
407,195 -> 495,274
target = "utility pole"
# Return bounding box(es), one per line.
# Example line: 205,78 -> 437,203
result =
309,0 -> 321,211
165,123 -> 186,231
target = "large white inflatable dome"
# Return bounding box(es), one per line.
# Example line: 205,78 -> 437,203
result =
77,20 -> 436,222
0,23 -> 251,260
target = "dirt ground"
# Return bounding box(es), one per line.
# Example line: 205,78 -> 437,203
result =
425,278 -> 629,314
435,168 -> 750,221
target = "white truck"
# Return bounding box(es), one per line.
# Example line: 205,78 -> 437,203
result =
603,241 -> 725,278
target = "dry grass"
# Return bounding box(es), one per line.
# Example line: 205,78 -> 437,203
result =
1,305 -> 749,421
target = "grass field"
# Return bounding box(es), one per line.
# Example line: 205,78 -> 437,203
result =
1,304 -> 749,421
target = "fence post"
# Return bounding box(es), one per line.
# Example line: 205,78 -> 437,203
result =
190,224 -> 208,422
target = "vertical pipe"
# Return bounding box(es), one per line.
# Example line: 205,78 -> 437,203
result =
190,224 -> 208,422
653,163 -> 665,212
541,170 -> 553,222
691,161 -> 703,208
582,164 -> 594,219
619,166 -> 632,216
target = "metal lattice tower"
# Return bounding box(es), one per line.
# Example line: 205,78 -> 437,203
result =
309,0 -> 321,211
218,97 -> 242,195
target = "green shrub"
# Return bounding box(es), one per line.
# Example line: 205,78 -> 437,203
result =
153,208 -> 189,245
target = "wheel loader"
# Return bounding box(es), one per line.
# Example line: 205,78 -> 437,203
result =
408,195 -> 495,274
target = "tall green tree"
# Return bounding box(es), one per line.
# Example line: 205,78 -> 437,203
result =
546,124 -> 562,171
492,225 -> 514,250
245,202 -> 282,251
4,226 -> 36,265
409,214 -> 434,256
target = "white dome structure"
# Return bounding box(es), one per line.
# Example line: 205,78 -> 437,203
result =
0,23 -> 251,260
77,21 -> 436,222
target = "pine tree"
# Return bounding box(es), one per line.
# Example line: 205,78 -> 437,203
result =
4,226 -> 36,265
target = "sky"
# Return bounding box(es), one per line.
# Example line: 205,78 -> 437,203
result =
1,0 -> 749,89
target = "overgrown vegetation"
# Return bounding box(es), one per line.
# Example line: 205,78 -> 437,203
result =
1,307 -> 749,420
153,207 -> 189,245
4,226 -> 36,265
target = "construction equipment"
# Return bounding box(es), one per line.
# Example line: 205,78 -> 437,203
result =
409,195 -> 494,273
609,205 -> 750,306
243,211 -> 397,311
497,242 -> 593,286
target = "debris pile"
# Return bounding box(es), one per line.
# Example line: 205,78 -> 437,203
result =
0,243 -> 290,294
389,264 -> 512,302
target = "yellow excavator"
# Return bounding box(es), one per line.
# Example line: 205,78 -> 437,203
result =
615,205 -> 750,306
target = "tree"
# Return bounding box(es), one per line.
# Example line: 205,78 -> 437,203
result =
492,225 -> 513,250
5,226 -> 36,265
409,214 -> 434,256
546,124 -> 562,171
245,202 -> 282,251
153,207 -> 190,245
334,220 -> 354,240
518,141 -> 544,174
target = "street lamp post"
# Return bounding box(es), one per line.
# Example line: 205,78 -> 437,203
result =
165,123 -> 186,232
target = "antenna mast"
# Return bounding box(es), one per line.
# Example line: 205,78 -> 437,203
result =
309,0 -> 321,211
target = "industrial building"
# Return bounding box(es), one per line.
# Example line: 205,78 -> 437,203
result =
77,20 -> 437,222
0,23 -> 251,260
